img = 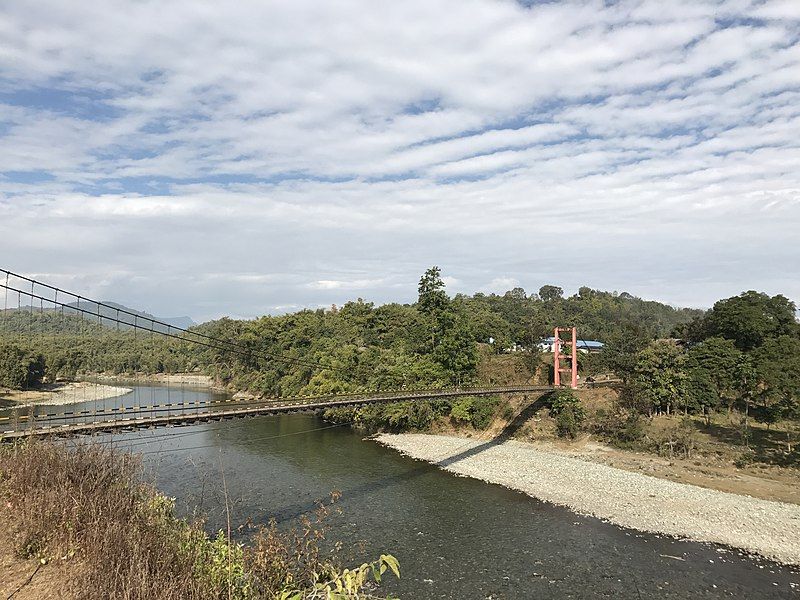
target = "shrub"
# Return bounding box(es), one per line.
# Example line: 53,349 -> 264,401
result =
471,397 -> 499,429
448,396 -> 499,429
330,400 -> 438,431
547,391 -> 586,439
734,450 -> 757,468
651,418 -> 698,459
408,400 -> 435,429
554,408 -> 582,438
592,411 -> 646,449
449,397 -> 473,422
0,441 -> 218,599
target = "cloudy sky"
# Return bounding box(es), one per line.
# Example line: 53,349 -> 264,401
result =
1,0 -> 799,321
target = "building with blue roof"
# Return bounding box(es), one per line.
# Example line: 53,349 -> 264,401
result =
537,337 -> 604,353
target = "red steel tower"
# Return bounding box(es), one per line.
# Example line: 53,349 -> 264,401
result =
553,326 -> 578,389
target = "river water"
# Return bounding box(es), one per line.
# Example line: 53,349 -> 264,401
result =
9,384 -> 800,598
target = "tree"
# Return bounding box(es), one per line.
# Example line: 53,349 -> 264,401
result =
751,336 -> 800,445
434,311 -> 479,385
690,291 -> 798,351
538,285 -> 563,303
632,340 -> 688,416
686,337 -> 742,414
0,341 -> 45,389
597,322 -> 652,381
417,267 -> 449,316
686,368 -> 717,424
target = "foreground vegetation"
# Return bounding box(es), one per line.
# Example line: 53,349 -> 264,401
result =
0,441 -> 399,600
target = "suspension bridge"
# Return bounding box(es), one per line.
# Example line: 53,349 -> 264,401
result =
0,268 -> 575,441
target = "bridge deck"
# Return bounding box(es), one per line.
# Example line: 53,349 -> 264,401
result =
0,385 -> 555,440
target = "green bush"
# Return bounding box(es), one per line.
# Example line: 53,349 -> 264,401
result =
448,396 -> 499,429
555,409 -> 581,438
329,396 -> 499,432
328,400 -> 438,431
592,410 -> 646,449
449,397 -> 474,422
471,397 -> 499,429
547,391 -> 586,439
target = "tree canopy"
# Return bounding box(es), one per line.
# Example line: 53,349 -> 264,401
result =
688,291 -> 798,351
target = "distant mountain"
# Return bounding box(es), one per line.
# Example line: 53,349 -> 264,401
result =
158,315 -> 197,330
62,300 -> 197,333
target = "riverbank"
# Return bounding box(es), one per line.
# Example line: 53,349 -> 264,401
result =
0,382 -> 132,407
92,372 -> 215,388
375,433 -> 800,566
531,435 -> 800,505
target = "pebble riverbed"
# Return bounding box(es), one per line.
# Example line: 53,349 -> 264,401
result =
376,433 -> 800,566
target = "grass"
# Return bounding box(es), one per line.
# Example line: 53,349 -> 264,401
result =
1,441 -> 229,598
0,441 -> 399,599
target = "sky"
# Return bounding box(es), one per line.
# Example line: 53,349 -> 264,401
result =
1,0 -> 799,321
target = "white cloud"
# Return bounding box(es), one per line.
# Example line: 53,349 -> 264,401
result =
306,279 -> 386,291
0,0 -> 798,319
479,277 -> 521,295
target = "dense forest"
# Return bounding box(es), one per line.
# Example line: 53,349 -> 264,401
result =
1,268 -> 798,447
0,268 -> 700,392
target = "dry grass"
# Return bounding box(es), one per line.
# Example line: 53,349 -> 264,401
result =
0,441 -> 397,599
246,492 -> 344,595
475,350 -> 540,386
0,441 -> 219,599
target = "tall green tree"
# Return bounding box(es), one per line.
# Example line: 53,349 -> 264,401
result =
417,267 -> 449,316
686,337 -> 742,413
751,335 -> 800,430
433,311 -> 478,385
689,291 -> 798,351
0,341 -> 45,389
538,285 -> 563,303
632,340 -> 688,415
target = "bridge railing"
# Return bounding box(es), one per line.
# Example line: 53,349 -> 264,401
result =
0,385 -> 553,436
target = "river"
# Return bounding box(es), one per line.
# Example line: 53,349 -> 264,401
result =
7,383 -> 800,598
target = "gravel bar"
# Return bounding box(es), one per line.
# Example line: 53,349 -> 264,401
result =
375,433 -> 800,565
10,383 -> 132,407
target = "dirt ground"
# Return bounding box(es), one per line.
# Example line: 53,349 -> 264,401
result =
535,438 -> 800,505
0,516 -> 78,600
439,389 -> 800,506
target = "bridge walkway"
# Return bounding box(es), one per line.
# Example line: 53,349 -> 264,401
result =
0,385 -> 554,440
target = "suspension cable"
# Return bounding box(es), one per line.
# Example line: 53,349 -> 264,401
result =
0,278 -> 328,371
0,268 -> 328,371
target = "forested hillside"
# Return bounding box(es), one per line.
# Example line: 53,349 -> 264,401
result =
1,268 -> 700,393
1,268 -> 798,456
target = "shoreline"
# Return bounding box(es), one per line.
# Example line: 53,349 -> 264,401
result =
91,372 -> 216,388
375,432 -> 800,566
1,382 -> 133,408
